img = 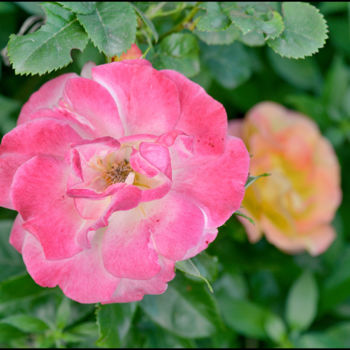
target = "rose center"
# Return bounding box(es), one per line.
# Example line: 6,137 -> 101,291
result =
102,159 -> 133,186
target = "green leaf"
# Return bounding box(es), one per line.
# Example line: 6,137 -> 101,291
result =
96,302 -> 138,347
150,33 -> 200,77
264,313 -> 288,344
140,274 -> 221,338
132,4 -> 159,42
175,258 -> 214,293
196,2 -> 230,32
267,49 -> 322,92
0,274 -> 46,307
76,2 -> 137,57
58,2 -> 96,14
234,211 -> 255,225
200,41 -> 255,89
286,271 -> 318,332
55,298 -> 70,330
267,2 -> 328,59
14,1 -> 44,15
195,23 -> 240,45
0,314 -> 49,333
320,247 -> 350,312
0,220 -> 25,282
0,96 -> 20,134
245,173 -> 270,189
7,2 -> 88,75
222,2 -> 284,40
220,297 -> 281,339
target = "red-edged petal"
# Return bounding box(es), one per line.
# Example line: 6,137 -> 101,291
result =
172,136 -> 250,228
162,69 -> 227,155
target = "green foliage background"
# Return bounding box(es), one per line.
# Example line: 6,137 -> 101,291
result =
0,1 -> 349,348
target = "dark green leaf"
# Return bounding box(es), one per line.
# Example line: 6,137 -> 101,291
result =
0,220 -> 25,282
77,2 -> 137,57
268,49 -> 322,92
286,271 -> 318,332
0,314 -> 49,333
8,2 -> 88,75
96,302 -> 138,347
267,2 -> 328,59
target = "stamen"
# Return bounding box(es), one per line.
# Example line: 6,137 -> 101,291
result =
103,159 -> 133,185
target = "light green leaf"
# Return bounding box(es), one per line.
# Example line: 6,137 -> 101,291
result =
77,2 -> 137,57
14,1 -> 44,15
96,302 -> 138,347
195,23 -> 240,45
132,3 -> 159,42
196,2 -> 230,32
222,2 -> 284,40
234,211 -> 255,225
151,33 -> 200,77
200,41 -> 255,89
267,2 -> 328,59
175,257 -> 214,293
0,314 -> 49,333
264,313 -> 288,344
245,173 -> 270,188
58,2 -> 96,14
286,271 -> 318,332
140,274 -> 222,338
8,2 -> 88,75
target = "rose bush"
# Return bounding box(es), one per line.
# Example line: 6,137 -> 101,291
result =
0,57 -> 249,303
229,102 -> 341,255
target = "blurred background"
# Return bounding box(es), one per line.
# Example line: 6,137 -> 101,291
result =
0,2 -> 350,348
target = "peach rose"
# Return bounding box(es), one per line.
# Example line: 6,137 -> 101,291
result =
229,102 -> 341,255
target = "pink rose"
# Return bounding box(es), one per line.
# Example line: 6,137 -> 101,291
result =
229,102 -> 341,255
0,58 -> 249,303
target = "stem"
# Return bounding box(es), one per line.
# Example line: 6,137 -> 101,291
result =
158,2 -> 202,41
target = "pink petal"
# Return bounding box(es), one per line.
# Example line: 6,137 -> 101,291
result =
1,118 -> 83,157
22,234 -> 119,303
18,73 -> 77,125
11,155 -> 83,259
162,69 -> 227,155
91,62 -> 180,135
148,191 -> 206,260
108,257 -> 175,303
0,153 -> 28,209
172,136 -> 250,227
62,77 -> 124,138
9,214 -> 27,253
102,208 -> 161,279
